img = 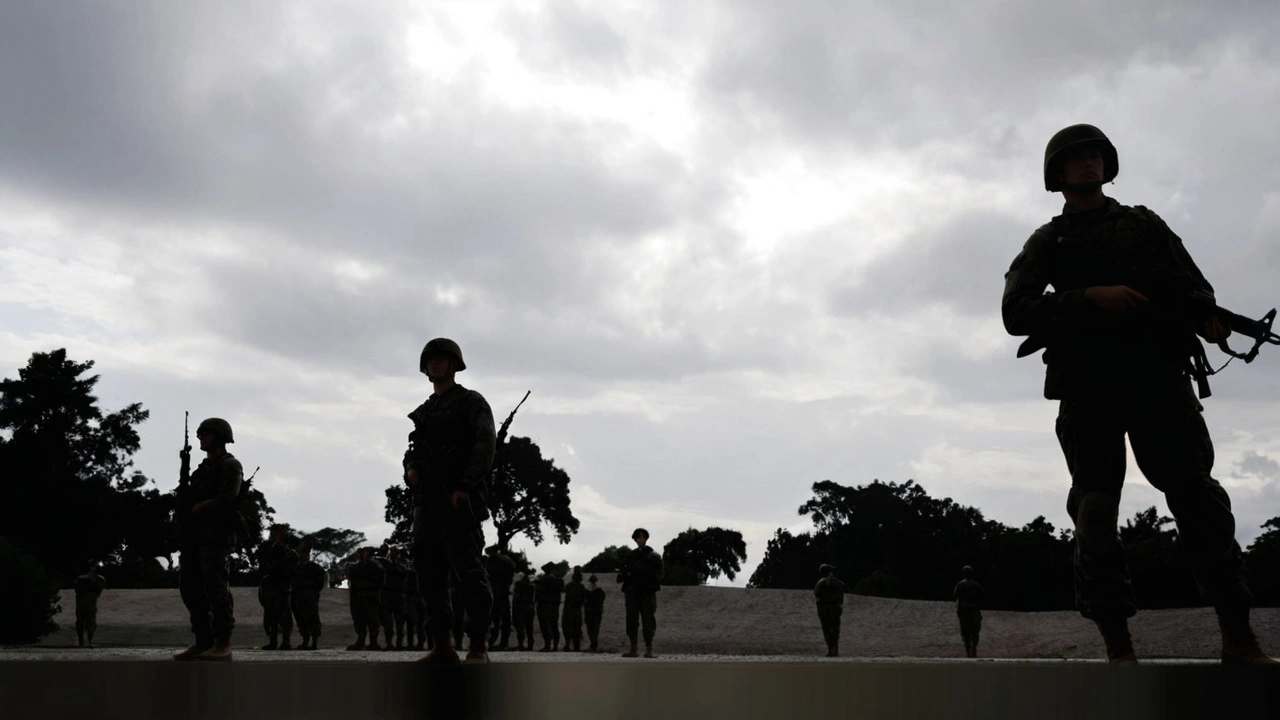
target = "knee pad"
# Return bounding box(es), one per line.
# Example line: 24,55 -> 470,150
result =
1074,492 -> 1120,556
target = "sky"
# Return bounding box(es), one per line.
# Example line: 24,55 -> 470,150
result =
3,1 -> 1280,586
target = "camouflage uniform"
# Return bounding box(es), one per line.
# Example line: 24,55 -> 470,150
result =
485,549 -> 517,650
512,575 -> 536,650
290,555 -> 326,649
345,552 -> 385,650
953,571 -> 984,658
618,545 -> 663,652
583,579 -> 606,652
178,451 -> 243,651
257,539 -> 299,649
814,568 -> 846,657
379,552 -> 410,649
535,570 -> 564,651
562,573 -> 586,651
73,569 -> 106,647
1003,196 -> 1251,621
403,382 -> 497,653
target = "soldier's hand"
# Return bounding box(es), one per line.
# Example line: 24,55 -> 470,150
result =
1085,285 -> 1149,313
1199,315 -> 1232,343
451,491 -> 470,511
405,467 -> 419,488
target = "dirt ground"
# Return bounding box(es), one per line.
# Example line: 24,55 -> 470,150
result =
16,577 -> 1279,661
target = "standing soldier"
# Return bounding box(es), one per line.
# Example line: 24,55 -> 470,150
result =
1003,124 -> 1276,665
404,561 -> 431,651
173,417 -> 243,662
953,566 -> 984,659
379,546 -> 410,650
814,564 -> 846,657
73,563 -> 107,648
403,338 -> 497,665
583,574 -> 606,653
512,572 -> 536,651
345,546 -> 385,651
291,536 -> 327,650
535,564 -> 564,652
485,546 -> 517,651
257,524 -> 299,650
617,528 -> 663,659
561,567 -> 586,652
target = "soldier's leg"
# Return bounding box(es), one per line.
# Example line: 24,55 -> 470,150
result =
291,593 -> 306,647
641,592 -> 657,656
415,515 -> 460,660
394,602 -> 407,648
498,594 -> 512,648
586,610 -> 601,651
623,593 -> 640,654
179,546 -> 215,649
278,592 -> 294,649
259,586 -> 276,647
536,605 -> 551,650
76,611 -> 87,647
347,590 -> 365,650
202,546 -> 236,646
311,591 -> 323,648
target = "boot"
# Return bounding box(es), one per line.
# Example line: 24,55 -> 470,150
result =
644,644 -> 656,659
622,639 -> 639,658
417,634 -> 460,664
260,633 -> 278,651
345,633 -> 366,651
173,642 -> 213,661
86,632 -> 96,649
77,632 -> 86,648
463,637 -> 489,664
1217,607 -> 1279,665
367,630 -> 382,651
279,633 -> 292,651
197,640 -> 234,661
1093,616 -> 1137,664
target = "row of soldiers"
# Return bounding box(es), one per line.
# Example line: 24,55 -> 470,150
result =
255,525 -> 329,650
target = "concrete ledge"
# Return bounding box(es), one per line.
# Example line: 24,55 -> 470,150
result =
2,658 -> 1277,720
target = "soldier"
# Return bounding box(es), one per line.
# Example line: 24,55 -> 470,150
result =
345,546 -> 385,651
1003,124 -> 1276,665
535,563 -> 564,651
405,562 -> 431,651
617,528 -> 663,658
291,536 -> 327,650
814,564 -> 846,657
583,574 -> 606,652
953,566 -> 984,659
512,572 -> 536,651
402,338 -> 497,664
379,546 -> 410,650
485,546 -> 517,651
257,524 -> 299,650
73,563 -> 107,648
173,417 -> 243,662
562,567 -> 586,652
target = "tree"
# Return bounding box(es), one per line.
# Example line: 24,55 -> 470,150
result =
1246,517 -> 1280,606
1120,507 -> 1198,609
302,527 -> 368,577
0,536 -> 61,643
487,436 -> 579,551
384,484 -> 414,548
747,530 -> 824,589
583,545 -> 633,574
661,527 -> 747,586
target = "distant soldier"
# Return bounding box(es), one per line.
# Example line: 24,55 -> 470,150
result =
173,417 -> 243,662
583,574 -> 606,652
345,546 -> 385,651
617,528 -> 663,658
73,563 -> 107,648
257,524 -> 299,650
953,566 -> 984,658
402,338 -> 497,664
379,546 -> 410,650
485,546 -> 517,651
512,572 -> 536,651
535,563 -> 564,651
814,564 -> 846,657
405,563 -> 430,651
562,567 -> 586,652
291,536 -> 327,650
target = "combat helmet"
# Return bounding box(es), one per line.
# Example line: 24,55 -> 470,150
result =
819,563 -> 835,574
196,417 -> 234,444
1044,124 -> 1118,192
419,338 -> 466,373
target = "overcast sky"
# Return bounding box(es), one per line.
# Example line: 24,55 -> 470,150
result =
4,1 -> 1280,585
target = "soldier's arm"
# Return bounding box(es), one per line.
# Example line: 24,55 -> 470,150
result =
201,457 -> 243,513
1146,209 -> 1215,296
461,394 -> 497,494
1002,230 -> 1091,337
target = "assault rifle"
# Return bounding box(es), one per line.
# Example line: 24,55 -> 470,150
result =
173,412 -> 192,539
496,390 -> 531,446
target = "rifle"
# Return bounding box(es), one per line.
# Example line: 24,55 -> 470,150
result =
1016,237 -> 1279,396
173,412 -> 192,538
496,390 -> 531,446
235,466 -> 260,550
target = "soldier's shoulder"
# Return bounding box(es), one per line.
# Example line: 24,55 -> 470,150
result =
220,453 -> 244,471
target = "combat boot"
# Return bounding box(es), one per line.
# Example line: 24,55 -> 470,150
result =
197,640 -> 234,662
417,634 -> 460,664
77,632 -> 85,648
644,644 -> 656,659
622,639 -> 639,658
345,633 -> 366,651
1217,607 -> 1279,665
173,642 -> 213,661
279,634 -> 292,651
463,637 -> 489,664
1093,616 -> 1137,664
260,633 -> 278,651
367,630 -> 383,651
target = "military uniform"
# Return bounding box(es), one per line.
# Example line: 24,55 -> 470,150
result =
177,448 -> 243,655
618,544 -> 663,654
257,539 -> 299,649
535,569 -> 564,651
403,367 -> 497,656
291,555 -> 326,650
512,575 -> 536,650
345,552 -> 385,650
583,579 -> 606,652
379,552 -> 410,649
485,549 -> 517,650
814,568 -> 846,657
73,569 -> 106,647
562,573 -> 586,651
953,572 -> 984,658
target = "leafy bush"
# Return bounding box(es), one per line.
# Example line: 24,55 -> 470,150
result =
0,537 -> 61,643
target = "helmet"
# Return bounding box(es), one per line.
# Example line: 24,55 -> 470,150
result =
196,417 -> 234,444
963,565 -> 975,578
588,574 -> 598,583
631,527 -> 650,541
1043,124 -> 1118,192
419,338 -> 466,373
819,563 -> 835,574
